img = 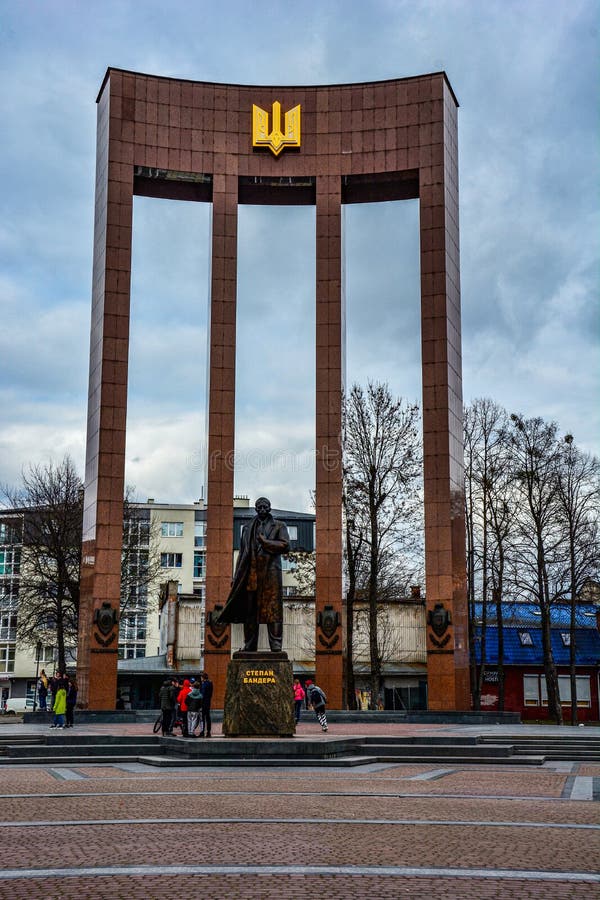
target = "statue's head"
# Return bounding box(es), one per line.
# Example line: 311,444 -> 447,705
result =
255,497 -> 271,520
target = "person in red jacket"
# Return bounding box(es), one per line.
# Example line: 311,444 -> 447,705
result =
177,678 -> 193,737
293,678 -> 305,724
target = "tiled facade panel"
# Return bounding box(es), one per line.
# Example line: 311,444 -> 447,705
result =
205,177 -> 238,708
315,175 -> 344,709
80,68 -> 468,710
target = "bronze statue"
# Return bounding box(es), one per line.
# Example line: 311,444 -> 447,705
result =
217,497 -> 290,652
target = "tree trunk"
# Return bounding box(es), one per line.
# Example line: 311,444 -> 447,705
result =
56,593 -> 66,673
540,601 -> 562,724
569,532 -> 578,726
368,493 -> 380,709
494,581 -> 505,712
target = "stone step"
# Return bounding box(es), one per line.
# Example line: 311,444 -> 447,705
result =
0,755 -> 148,766
370,754 -> 545,766
357,743 -> 515,758
4,742 -> 160,759
141,753 -> 545,767
44,734 -> 161,746
479,734 -> 600,745
515,749 -> 600,760
360,735 -> 481,746
141,755 -> 378,768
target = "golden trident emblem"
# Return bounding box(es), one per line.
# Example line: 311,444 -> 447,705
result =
252,101 -> 301,156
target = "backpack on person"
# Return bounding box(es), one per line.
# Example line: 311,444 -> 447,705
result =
310,686 -> 326,708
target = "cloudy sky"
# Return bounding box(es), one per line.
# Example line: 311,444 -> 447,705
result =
0,0 -> 598,513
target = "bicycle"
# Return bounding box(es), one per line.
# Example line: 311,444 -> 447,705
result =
153,710 -> 184,735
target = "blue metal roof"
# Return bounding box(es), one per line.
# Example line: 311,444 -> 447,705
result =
473,602 -> 600,666
473,602 -> 599,629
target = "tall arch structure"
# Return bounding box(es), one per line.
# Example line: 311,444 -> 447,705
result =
77,69 -> 469,711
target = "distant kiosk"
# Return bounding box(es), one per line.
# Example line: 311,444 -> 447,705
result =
77,69 -> 469,711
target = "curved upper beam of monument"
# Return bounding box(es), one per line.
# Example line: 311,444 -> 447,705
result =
95,67 -> 459,207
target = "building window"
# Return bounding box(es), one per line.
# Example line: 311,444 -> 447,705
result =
0,522 -> 21,544
0,613 -> 17,642
523,674 -> 539,706
0,548 -> 20,576
541,675 -> 592,707
518,631 -> 533,646
193,551 -> 205,579
0,644 -> 15,673
560,632 -> 571,646
287,525 -> 298,541
120,613 -> 147,642
193,585 -> 205,600
160,552 -> 182,568
39,645 -> 56,664
194,522 -> 206,547
118,644 -> 146,660
161,521 -> 184,537
281,556 -> 297,572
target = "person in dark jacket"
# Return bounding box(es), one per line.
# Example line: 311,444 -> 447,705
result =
65,677 -> 78,728
186,682 -> 203,737
158,677 -> 178,736
200,672 -> 213,737
306,683 -> 328,732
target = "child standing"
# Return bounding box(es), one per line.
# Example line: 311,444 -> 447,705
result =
51,685 -> 67,728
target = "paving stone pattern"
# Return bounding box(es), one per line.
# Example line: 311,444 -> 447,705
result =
1,723 -> 598,897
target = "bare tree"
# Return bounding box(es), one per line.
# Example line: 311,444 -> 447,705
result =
2,465 -> 162,671
464,399 -> 517,709
1,457 -> 82,672
509,414 -> 564,723
555,437 -> 600,724
344,382 -> 422,708
120,491 -> 163,617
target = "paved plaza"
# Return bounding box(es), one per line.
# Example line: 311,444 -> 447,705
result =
0,721 -> 598,898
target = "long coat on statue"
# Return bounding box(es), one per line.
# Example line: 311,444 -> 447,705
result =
218,514 -> 290,625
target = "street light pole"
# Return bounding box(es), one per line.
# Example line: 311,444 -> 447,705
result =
33,641 -> 42,712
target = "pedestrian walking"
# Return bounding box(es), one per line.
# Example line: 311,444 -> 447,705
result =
200,671 -> 213,737
186,681 -> 203,737
50,684 -> 67,728
293,678 -> 305,724
65,677 -> 77,728
307,682 -> 328,732
158,677 -> 178,736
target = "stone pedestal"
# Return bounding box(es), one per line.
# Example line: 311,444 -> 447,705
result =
223,651 -> 295,737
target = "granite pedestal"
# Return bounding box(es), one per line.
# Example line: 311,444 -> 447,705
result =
222,652 -> 295,737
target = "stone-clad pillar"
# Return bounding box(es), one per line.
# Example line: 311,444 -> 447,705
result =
204,174 -> 238,708
419,80 -> 470,710
77,72 -> 133,708
314,175 -> 345,708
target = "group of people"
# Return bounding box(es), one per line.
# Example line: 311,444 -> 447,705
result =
159,671 -> 213,738
38,669 -> 78,728
293,677 -> 328,731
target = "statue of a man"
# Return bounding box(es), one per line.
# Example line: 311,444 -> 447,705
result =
217,497 -> 290,652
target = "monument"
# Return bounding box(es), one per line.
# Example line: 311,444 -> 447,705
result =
77,68 -> 470,713
219,497 -> 295,736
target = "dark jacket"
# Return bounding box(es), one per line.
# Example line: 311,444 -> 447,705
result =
201,679 -> 213,708
158,681 -> 177,710
185,686 -> 203,712
307,684 -> 326,709
66,684 -> 78,707
218,514 -> 290,624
